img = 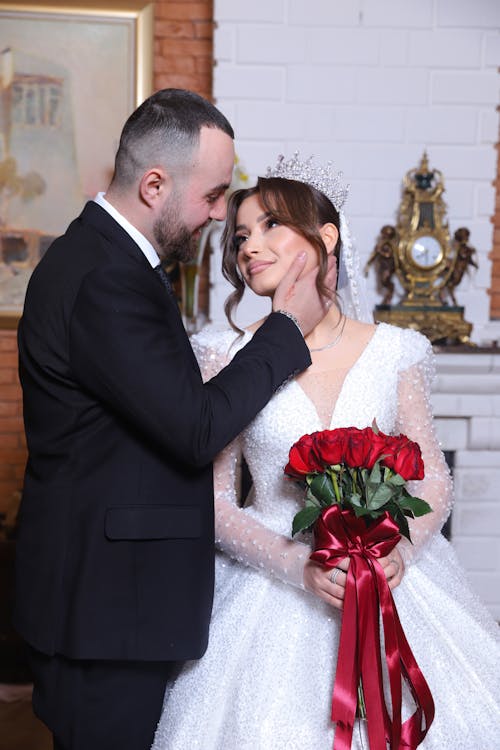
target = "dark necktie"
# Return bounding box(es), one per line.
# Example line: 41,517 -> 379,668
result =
155,264 -> 173,296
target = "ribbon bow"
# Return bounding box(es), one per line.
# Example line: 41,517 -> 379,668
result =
311,505 -> 434,750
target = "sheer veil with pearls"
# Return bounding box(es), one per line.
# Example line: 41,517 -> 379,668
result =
337,211 -> 373,323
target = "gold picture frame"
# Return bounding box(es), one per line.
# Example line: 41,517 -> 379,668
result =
0,0 -> 153,327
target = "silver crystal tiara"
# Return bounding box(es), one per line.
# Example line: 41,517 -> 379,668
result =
265,152 -> 349,211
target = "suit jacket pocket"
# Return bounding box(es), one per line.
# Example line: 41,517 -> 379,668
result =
105,505 -> 202,540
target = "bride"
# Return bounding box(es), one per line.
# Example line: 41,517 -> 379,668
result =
152,154 -> 500,749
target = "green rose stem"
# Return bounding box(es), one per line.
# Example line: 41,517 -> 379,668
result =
330,470 -> 342,504
356,680 -> 367,720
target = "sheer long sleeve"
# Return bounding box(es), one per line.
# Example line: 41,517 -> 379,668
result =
192,327 -> 310,588
213,438 -> 310,588
394,346 -> 453,565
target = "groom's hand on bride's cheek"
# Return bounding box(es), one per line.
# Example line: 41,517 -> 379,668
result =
324,253 -> 338,295
273,253 -> 338,337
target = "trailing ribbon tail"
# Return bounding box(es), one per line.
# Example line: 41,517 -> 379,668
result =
311,505 -> 434,750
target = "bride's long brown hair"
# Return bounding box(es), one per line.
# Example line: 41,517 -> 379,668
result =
221,177 -> 342,332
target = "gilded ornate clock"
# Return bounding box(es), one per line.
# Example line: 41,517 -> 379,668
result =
393,152 -> 453,305
369,152 -> 473,344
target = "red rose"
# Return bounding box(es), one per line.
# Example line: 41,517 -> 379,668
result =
365,430 -> 392,469
285,433 -> 323,477
379,437 -> 400,472
343,427 -> 374,468
392,440 -> 424,480
314,429 -> 347,466
381,434 -> 424,480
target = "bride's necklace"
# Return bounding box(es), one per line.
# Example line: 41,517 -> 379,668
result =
308,314 -> 346,353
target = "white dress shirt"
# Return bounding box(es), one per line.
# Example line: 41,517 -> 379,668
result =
93,192 -> 160,269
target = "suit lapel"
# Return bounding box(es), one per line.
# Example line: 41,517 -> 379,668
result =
77,200 -> 188,330
78,201 -> 152,272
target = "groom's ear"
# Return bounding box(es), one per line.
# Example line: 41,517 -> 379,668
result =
139,167 -> 173,208
319,223 -> 339,254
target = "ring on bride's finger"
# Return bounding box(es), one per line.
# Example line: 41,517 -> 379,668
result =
329,568 -> 341,586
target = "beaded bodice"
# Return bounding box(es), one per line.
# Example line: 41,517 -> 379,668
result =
192,322 -> 453,587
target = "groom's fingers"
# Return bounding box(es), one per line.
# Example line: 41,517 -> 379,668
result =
272,250 -> 308,307
272,252 -> 339,337
323,253 -> 338,298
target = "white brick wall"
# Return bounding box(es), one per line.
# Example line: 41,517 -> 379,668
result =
212,0 -> 500,345
430,352 -> 500,618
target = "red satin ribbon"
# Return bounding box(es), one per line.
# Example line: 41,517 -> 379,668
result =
311,505 -> 434,750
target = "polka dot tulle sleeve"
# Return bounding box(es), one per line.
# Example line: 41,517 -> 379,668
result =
191,326 -> 310,588
395,345 -> 453,566
212,438 -> 309,588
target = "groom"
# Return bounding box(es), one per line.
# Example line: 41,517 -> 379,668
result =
14,89 -> 336,749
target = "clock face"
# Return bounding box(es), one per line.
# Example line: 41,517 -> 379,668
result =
410,235 -> 443,269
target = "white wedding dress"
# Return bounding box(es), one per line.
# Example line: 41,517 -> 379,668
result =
152,322 -> 500,750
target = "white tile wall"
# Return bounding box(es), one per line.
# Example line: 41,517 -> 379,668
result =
362,0 -> 434,28
236,26 -> 306,64
436,0 -> 500,29
484,33 -> 500,67
288,0 -> 361,27
408,31 -> 483,68
212,0 -> 500,346
216,0 -> 286,23
432,71 -> 499,106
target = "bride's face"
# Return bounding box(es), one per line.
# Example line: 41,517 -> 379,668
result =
235,194 -> 320,298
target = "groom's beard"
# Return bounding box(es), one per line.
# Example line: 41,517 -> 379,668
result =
154,197 -> 199,264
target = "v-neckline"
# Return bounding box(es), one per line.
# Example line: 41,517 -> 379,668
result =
292,323 -> 382,429
239,322 -> 383,430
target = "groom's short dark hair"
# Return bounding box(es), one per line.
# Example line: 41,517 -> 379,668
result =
111,88 -> 234,188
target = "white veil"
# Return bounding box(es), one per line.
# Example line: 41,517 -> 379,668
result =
337,211 -> 373,323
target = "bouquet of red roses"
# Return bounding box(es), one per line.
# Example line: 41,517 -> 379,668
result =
285,422 -> 435,750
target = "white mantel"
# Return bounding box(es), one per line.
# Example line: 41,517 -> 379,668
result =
432,349 -> 500,620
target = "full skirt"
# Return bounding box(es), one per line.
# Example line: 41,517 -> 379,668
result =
152,534 -> 500,750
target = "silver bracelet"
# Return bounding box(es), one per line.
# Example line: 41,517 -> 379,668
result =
274,309 -> 303,337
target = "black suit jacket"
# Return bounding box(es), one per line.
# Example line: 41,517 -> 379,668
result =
14,202 -> 310,661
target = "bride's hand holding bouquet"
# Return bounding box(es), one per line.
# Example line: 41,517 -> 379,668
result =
285,422 -> 435,750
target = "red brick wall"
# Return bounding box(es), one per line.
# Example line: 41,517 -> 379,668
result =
0,330 -> 25,515
0,0 -> 215,516
154,0 -> 214,98
489,111 -> 500,319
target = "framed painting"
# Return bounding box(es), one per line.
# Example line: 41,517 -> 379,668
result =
0,0 -> 153,327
